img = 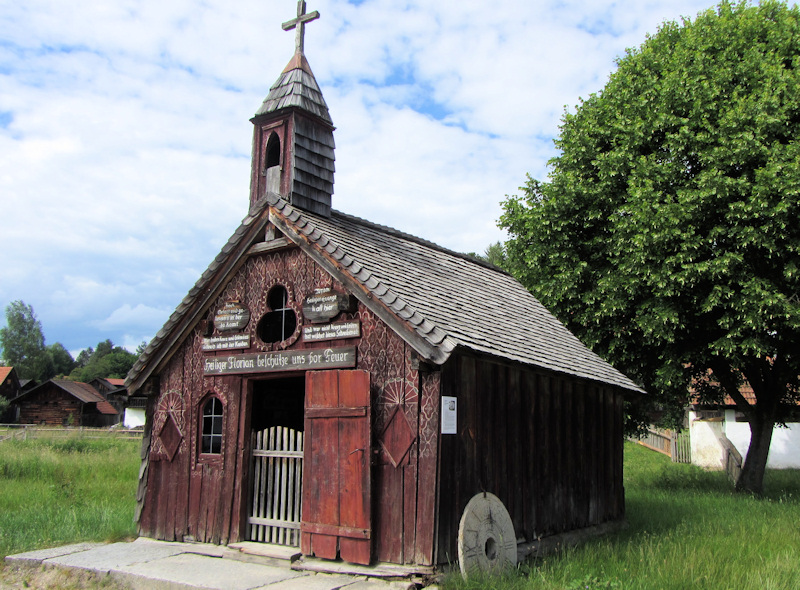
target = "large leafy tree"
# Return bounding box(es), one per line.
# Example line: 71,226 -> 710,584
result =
0,301 -> 54,381
501,0 -> 800,495
69,339 -> 137,382
47,342 -> 76,377
469,241 -> 508,268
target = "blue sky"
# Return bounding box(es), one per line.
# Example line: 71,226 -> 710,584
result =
0,0 -> 718,358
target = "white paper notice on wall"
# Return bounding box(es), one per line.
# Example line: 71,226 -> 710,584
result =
441,396 -> 457,434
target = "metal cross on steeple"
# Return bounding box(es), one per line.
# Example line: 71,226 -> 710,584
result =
282,1 -> 320,55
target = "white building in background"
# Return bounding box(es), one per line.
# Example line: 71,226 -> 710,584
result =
690,387 -> 800,470
123,395 -> 146,428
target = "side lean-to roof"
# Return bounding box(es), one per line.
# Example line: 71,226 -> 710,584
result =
126,193 -> 643,395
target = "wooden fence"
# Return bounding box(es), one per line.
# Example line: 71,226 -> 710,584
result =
634,428 -> 691,463
248,425 -> 304,546
0,428 -> 27,443
0,424 -> 143,442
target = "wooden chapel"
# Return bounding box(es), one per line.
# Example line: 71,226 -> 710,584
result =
125,1 -> 644,575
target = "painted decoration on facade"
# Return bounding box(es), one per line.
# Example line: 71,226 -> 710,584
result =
203,346 -> 357,375
143,248 -> 437,562
379,404 -> 417,467
152,390 -> 185,460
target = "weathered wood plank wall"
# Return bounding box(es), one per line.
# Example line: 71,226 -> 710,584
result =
436,353 -> 625,565
15,385 -> 116,427
18,390 -> 81,426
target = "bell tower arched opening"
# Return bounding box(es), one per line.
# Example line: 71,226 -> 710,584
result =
265,132 -> 281,194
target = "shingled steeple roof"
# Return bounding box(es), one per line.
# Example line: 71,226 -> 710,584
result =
254,51 -> 332,126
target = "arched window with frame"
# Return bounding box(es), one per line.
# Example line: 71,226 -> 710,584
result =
201,396 -> 224,455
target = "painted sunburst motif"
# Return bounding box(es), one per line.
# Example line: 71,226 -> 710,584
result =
379,378 -> 406,406
377,377 -> 419,441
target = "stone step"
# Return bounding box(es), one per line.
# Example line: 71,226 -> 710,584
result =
224,542 -> 302,567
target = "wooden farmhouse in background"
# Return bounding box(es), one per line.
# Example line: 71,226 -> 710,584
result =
13,379 -> 119,427
125,3 -> 644,576
89,377 -> 129,416
0,366 -> 21,400
90,377 -> 127,397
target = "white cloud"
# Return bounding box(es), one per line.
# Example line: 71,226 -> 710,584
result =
0,0 -> 716,351
95,303 -> 170,331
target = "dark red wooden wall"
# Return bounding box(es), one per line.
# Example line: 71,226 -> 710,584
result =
137,245 -> 441,565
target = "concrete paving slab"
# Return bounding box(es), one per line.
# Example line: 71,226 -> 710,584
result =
4,542 -> 104,566
115,552 -> 308,590
292,557 -> 430,579
134,537 -> 227,558
5,540 -> 436,589
250,571 -> 360,590
228,541 -> 301,561
44,540 -> 186,573
345,580 -> 420,590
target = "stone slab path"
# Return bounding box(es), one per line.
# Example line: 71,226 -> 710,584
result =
4,538 -> 438,590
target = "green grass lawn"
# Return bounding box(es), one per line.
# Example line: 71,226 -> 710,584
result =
1,436 -> 798,589
0,436 -> 140,559
444,443 -> 800,590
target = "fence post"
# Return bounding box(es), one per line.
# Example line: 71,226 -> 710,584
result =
670,431 -> 677,462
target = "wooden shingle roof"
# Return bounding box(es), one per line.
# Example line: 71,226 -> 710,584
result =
126,194 -> 644,394
269,195 -> 644,393
255,52 -> 332,125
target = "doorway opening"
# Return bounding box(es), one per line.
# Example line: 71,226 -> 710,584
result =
248,376 -> 305,546
251,377 -> 304,432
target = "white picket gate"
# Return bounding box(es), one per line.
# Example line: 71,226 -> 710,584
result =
248,426 -> 304,546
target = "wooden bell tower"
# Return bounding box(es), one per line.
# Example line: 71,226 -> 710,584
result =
249,0 -> 335,217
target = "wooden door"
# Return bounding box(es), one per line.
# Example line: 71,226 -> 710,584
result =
301,370 -> 371,565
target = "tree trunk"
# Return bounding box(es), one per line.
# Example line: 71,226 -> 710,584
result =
735,412 -> 776,495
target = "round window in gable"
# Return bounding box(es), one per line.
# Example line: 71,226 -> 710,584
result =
257,285 -> 298,344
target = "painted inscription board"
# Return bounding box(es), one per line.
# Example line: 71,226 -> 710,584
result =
203,346 -> 356,376
303,320 -> 361,342
302,289 -> 357,323
214,301 -> 251,333
202,334 -> 251,351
